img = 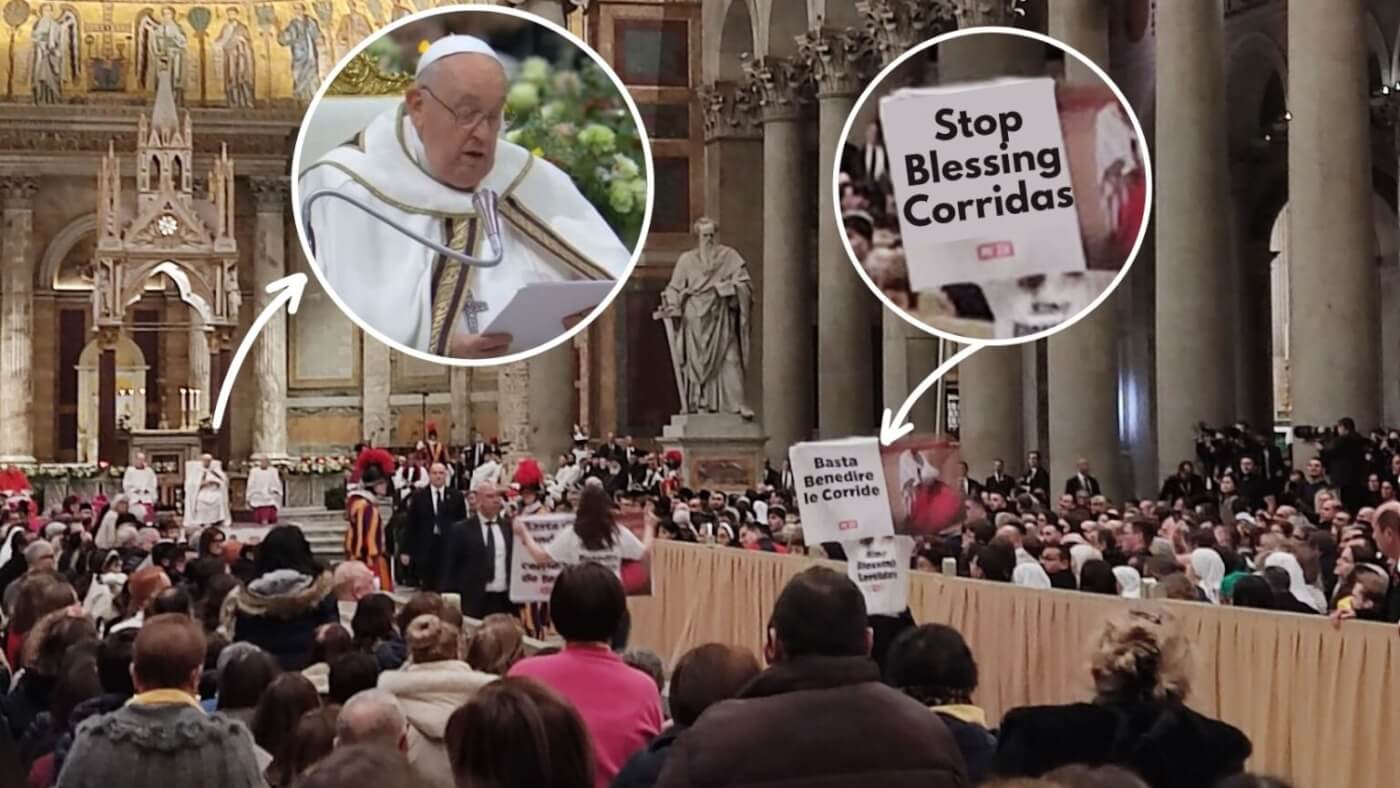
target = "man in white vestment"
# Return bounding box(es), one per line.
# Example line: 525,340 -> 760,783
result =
246,455 -> 283,524
469,448 -> 503,491
122,452 -> 159,522
300,35 -> 632,359
184,454 -> 231,528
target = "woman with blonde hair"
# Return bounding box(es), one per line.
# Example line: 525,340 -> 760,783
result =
465,612 -> 527,676
993,608 -> 1251,788
378,613 -> 497,787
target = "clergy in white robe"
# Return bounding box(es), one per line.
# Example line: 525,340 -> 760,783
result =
246,457 -> 283,524
470,455 -> 503,491
185,455 -> 231,528
122,452 -> 159,522
299,35 -> 632,359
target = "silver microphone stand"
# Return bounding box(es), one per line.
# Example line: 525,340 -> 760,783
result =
301,188 -> 506,267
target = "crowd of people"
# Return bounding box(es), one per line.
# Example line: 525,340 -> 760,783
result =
0,412 -> 1393,787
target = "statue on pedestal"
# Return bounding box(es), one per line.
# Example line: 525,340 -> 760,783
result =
656,217 -> 754,419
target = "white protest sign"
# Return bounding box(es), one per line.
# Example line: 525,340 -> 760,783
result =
788,437 -> 894,544
509,513 -> 572,603
879,77 -> 1086,289
844,536 -> 914,616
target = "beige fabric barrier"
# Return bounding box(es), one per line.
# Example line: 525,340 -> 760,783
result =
628,541 -> 1400,788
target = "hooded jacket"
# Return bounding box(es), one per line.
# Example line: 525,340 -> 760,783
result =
226,569 -> 338,671
377,660 -> 497,788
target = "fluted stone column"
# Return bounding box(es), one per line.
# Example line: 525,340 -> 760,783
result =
449,367 -> 473,445
1154,0 -> 1235,476
748,58 -> 812,459
1046,0 -> 1119,498
700,82 -> 765,421
0,177 -> 36,462
938,27 -> 1039,476
803,27 -> 875,438
250,177 -> 290,459
188,313 -> 211,423
1288,0 -> 1378,431
361,338 -> 392,445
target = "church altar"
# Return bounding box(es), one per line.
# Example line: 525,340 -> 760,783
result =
20,458 -> 349,512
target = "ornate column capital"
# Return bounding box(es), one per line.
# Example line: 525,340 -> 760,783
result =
857,0 -> 957,67
953,0 -> 1029,28
250,176 -> 290,213
0,176 -> 37,210
742,56 -> 812,123
700,81 -> 762,142
796,26 -> 876,100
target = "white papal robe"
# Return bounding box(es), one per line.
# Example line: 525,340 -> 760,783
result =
300,104 -> 632,356
246,466 -> 283,510
184,461 -> 231,527
122,465 -> 159,520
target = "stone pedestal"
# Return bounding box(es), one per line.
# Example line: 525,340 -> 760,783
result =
661,413 -> 767,492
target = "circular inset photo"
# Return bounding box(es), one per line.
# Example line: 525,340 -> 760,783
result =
292,6 -> 652,365
836,27 -> 1151,344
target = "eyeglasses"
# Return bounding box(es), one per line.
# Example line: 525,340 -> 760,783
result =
420,85 -> 508,133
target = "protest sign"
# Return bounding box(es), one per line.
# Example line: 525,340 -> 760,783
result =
789,437 -> 894,543
845,536 -> 915,616
880,435 -> 964,537
509,513 -> 570,603
879,77 -> 1086,288
618,508 -> 653,596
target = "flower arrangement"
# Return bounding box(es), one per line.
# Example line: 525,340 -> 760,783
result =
504,56 -> 648,249
15,456 -> 354,480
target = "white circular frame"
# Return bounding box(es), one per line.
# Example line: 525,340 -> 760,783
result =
290,4 -> 656,367
835,25 -> 1154,348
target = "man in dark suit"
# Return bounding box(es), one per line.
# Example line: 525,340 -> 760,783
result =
1159,460 -> 1207,505
1063,457 -> 1102,497
984,458 -> 1015,498
956,461 -> 984,500
1021,450 -> 1050,501
439,481 -> 514,618
404,462 -> 466,590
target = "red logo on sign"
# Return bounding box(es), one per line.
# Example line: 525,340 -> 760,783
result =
838,520 -> 858,531
977,241 -> 1015,261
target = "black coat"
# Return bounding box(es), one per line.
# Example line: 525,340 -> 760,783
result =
983,473 -> 1016,498
1158,474 -> 1206,505
934,711 -> 996,785
1022,467 -> 1050,498
230,570 -> 339,671
406,486 -> 467,563
612,724 -> 682,788
437,514 -> 514,618
656,655 -> 968,788
993,700 -> 1251,788
1064,473 -> 1102,497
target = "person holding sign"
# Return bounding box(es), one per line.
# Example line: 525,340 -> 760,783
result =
513,483 -> 656,581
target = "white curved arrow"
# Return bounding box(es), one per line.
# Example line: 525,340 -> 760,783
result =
879,341 -> 985,446
211,273 -> 308,431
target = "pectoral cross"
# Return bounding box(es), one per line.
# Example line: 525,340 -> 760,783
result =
463,292 -> 489,334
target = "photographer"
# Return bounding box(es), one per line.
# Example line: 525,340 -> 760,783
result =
1316,417 -> 1370,512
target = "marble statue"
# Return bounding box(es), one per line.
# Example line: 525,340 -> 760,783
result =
30,4 -> 78,105
278,5 -> 322,103
657,217 -> 754,418
138,7 -> 188,92
215,8 -> 256,108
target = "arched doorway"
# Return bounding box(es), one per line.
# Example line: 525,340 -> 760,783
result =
76,334 -> 147,463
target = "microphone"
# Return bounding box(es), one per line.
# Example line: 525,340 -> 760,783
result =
301,188 -> 506,268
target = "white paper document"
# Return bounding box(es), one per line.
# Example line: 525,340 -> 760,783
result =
482,280 -> 616,352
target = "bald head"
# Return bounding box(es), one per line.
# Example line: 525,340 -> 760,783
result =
336,689 -> 407,752
333,560 -> 376,602
405,52 -> 508,190
475,481 -> 501,518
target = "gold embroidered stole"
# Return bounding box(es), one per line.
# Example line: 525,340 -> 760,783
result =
427,216 -> 483,356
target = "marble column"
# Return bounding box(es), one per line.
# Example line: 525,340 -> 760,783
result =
1046,0 -> 1119,498
250,177 -> 290,459
497,360 -> 530,462
937,28 -> 1039,477
527,344 -> 575,470
882,317 -> 940,430
1288,0 -> 1378,431
361,337 -> 392,445
188,312 -> 211,423
802,27 -> 875,438
1154,0 -> 1235,476
0,176 -> 36,463
747,57 -> 812,460
857,0 -> 941,68
700,81 -> 765,419
208,328 -> 233,462
449,367 -> 473,445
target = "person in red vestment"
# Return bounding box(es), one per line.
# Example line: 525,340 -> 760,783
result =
346,450 -> 396,591
0,465 -> 31,496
